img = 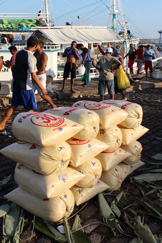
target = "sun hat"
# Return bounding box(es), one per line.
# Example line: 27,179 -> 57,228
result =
106,47 -> 113,53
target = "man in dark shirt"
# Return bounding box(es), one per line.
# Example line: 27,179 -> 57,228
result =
61,41 -> 80,93
124,44 -> 136,74
0,36 -> 47,134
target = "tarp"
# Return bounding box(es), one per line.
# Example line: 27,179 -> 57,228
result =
33,27 -> 122,44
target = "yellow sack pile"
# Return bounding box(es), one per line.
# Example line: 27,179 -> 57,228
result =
67,138 -> 108,167
71,180 -> 109,206
5,187 -> 74,222
121,141 -> 142,164
72,158 -> 102,188
119,125 -> 149,145
1,141 -> 71,175
101,100 -> 143,128
96,148 -> 131,171
116,66 -> 130,89
15,164 -> 84,198
97,126 -> 122,152
101,161 -> 144,191
44,107 -> 100,140
72,100 -> 128,129
12,112 -> 83,146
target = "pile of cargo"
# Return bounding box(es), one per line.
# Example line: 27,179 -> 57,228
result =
1,100 -> 148,222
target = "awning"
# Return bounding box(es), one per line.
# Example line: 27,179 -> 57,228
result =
33,26 -> 122,44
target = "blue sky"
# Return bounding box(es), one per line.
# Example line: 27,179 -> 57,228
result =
0,0 -> 162,39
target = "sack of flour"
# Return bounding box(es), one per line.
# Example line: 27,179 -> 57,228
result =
71,180 -> 109,206
101,100 -> 143,128
101,161 -> 144,191
15,164 -> 84,198
121,141 -> 142,164
119,125 -> 149,145
0,141 -> 71,175
12,112 -> 83,146
67,138 -> 108,167
96,148 -> 131,171
44,107 -> 100,140
72,100 -> 128,129
97,126 -> 122,152
5,187 -> 74,222
72,158 -> 102,188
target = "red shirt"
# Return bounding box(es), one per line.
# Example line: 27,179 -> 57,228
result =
137,48 -> 144,60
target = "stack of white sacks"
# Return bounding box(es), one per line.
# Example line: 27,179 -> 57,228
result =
1,100 -> 148,222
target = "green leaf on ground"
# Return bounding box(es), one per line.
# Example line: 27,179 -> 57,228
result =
72,231 -> 91,243
0,174 -> 12,190
64,217 -> 74,243
140,198 -> 162,220
98,193 -> 124,236
34,217 -> 65,243
123,211 -> 157,243
0,204 -> 10,218
2,203 -> 20,242
72,215 -> 84,232
151,153 -> 162,160
131,173 -> 162,183
12,208 -> 25,243
111,191 -> 129,217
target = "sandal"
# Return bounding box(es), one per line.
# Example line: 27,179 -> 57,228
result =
0,130 -> 9,136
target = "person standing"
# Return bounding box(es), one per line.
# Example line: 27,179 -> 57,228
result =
77,44 -> 92,87
34,41 -> 56,108
3,46 -> 17,76
3,46 -> 17,91
144,45 -> 155,78
113,48 -> 127,100
61,41 -> 80,93
124,44 -> 136,74
136,45 -> 144,74
0,36 -> 47,134
92,47 -> 121,101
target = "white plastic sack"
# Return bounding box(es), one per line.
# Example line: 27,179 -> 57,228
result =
96,148 -> 131,171
71,180 -> 109,206
78,64 -> 85,75
101,100 -> 143,128
5,187 -> 74,222
14,164 -> 85,198
119,125 -> 149,145
44,107 -> 100,140
72,100 -> 128,129
12,112 -> 83,146
97,126 -> 122,152
0,141 -> 71,175
72,158 -> 102,188
67,138 -> 108,167
121,141 -> 142,164
101,161 -> 144,191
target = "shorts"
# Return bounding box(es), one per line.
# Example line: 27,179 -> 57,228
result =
145,60 -> 152,71
33,73 -> 46,96
98,80 -> 114,95
128,60 -> 134,68
12,89 -> 37,110
137,59 -> 143,70
63,62 -> 76,79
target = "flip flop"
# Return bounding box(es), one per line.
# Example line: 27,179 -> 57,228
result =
0,130 -> 9,136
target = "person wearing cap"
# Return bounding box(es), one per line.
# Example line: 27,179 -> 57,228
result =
113,48 -> 127,100
92,47 -> 121,101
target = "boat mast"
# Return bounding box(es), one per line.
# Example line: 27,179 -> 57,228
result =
44,0 -> 49,26
112,0 -> 117,31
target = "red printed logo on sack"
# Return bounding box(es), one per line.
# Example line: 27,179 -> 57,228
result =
121,102 -> 132,109
18,112 -> 65,127
83,101 -> 111,110
68,138 -> 90,145
30,144 -> 36,149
